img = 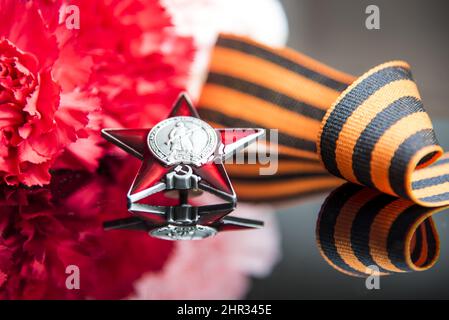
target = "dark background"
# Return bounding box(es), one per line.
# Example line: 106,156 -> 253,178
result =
280,0 -> 449,118
246,0 -> 449,299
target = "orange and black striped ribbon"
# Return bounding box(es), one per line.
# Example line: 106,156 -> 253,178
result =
198,34 -> 449,206
316,183 -> 443,277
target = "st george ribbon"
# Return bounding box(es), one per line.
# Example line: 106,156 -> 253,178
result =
198,34 -> 449,206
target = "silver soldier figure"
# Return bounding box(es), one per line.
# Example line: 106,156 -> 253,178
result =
148,116 -> 219,167
166,122 -> 200,162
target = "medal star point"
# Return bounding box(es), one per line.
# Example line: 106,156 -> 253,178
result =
101,92 -> 264,204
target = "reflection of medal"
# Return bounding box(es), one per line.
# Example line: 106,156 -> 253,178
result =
104,202 -> 264,241
101,93 -> 265,240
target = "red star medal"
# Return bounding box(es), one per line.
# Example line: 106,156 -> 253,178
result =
101,93 -> 264,205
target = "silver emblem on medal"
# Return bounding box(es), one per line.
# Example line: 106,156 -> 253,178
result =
147,116 -> 218,166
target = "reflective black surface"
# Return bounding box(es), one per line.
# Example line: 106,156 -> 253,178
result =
0,157 -> 276,299
2,122 -> 449,299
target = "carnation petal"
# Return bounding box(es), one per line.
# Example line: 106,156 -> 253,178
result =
0,103 -> 23,128
19,163 -> 52,186
52,40 -> 94,92
53,135 -> 105,172
18,140 -> 50,164
0,0 -> 59,69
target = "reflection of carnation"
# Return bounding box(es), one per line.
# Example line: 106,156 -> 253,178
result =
0,171 -> 175,299
132,203 -> 280,300
0,165 -> 280,300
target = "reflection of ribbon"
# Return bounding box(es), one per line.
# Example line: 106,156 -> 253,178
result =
316,183 -> 445,277
199,34 -> 449,206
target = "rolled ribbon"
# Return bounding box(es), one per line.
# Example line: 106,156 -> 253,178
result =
198,34 -> 449,206
316,183 -> 442,277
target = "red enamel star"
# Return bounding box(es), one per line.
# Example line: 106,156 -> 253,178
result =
101,93 -> 264,204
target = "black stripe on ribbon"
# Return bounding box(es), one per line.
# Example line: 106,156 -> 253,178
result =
241,153 -> 321,163
387,205 -> 433,271
412,174 -> 449,190
389,129 -> 439,198
350,194 -> 397,274
352,97 -> 425,187
411,224 -> 423,263
216,37 -> 349,92
420,191 -> 449,203
423,220 -> 438,266
198,108 -> 317,152
317,183 -> 367,276
205,72 -> 326,121
230,171 -> 331,182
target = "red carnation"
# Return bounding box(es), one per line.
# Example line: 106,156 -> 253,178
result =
0,0 -> 101,186
0,0 -> 194,186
